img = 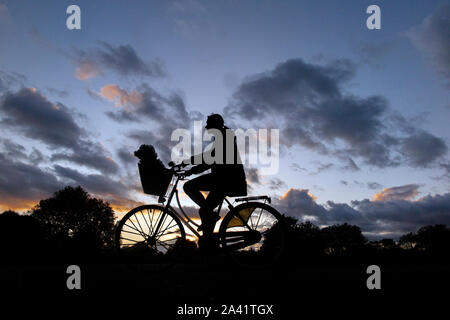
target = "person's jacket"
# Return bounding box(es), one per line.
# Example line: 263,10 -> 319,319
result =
188,127 -> 247,196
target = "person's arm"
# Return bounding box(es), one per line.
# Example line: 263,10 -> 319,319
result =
182,144 -> 216,166
189,163 -> 210,174
182,151 -> 213,175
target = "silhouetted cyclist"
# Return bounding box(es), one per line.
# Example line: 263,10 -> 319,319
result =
183,114 -> 247,239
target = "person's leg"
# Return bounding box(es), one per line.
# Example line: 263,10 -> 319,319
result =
183,174 -> 214,208
200,190 -> 225,235
183,174 -> 223,235
204,190 -> 225,212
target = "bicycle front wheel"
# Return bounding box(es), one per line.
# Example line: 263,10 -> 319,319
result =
219,202 -> 286,267
115,205 -> 186,271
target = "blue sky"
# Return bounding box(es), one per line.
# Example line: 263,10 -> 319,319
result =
0,0 -> 449,238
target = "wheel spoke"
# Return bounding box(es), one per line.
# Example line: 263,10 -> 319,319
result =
133,213 -> 147,237
120,236 -> 143,243
222,204 -> 285,265
147,208 -> 155,236
156,219 -> 177,240
141,209 -> 152,236
121,229 -> 144,237
124,222 -> 146,238
117,206 -> 185,259
153,211 -> 166,235
253,206 -> 264,230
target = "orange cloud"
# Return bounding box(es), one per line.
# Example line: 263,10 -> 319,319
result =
373,184 -> 420,202
75,60 -> 102,80
100,84 -> 142,107
281,188 -> 317,201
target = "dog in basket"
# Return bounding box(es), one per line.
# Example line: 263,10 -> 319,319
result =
134,144 -> 166,172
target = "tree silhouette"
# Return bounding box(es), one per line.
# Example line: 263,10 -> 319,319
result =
414,224 -> 450,253
399,232 -> 416,249
398,225 -> 450,255
0,210 -> 45,263
31,186 -> 115,254
286,220 -> 324,258
379,238 -> 396,248
321,223 -> 367,255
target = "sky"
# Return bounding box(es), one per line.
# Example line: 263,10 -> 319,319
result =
0,0 -> 449,239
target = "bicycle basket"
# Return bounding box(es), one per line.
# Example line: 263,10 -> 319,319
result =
138,162 -> 173,196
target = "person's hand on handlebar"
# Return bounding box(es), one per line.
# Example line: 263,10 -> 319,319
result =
183,168 -> 194,176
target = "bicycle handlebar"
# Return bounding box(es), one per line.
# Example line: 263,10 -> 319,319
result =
168,161 -> 190,177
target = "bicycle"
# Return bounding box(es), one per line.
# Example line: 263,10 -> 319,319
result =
115,162 -> 286,270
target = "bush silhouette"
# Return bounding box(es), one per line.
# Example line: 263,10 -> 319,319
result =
0,210 -> 45,263
321,223 -> 367,255
399,232 -> 416,249
282,219 -> 324,259
413,225 -> 450,253
31,186 -> 115,256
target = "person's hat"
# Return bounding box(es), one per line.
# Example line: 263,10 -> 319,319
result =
205,113 -> 224,129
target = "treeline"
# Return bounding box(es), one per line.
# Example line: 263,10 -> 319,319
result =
0,186 -> 449,265
0,186 -> 115,264
273,217 -> 450,263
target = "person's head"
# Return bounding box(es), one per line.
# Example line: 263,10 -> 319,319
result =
205,113 -> 224,130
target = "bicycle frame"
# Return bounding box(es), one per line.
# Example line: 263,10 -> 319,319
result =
152,173 -> 235,240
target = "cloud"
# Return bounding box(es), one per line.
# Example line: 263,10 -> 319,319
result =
0,88 -> 83,148
407,4 -> 450,81
0,137 -> 136,212
0,152 -> 63,211
0,139 -> 47,167
75,59 -> 103,80
97,83 -> 194,139
127,129 -> 173,163
274,187 -> 450,238
75,42 -> 166,79
367,182 -> 383,190
310,162 -> 334,175
268,177 -> 287,190
101,84 -> 167,122
0,88 -> 119,174
53,165 -> 146,212
400,131 -> 447,167
440,162 -> 450,179
339,156 -> 360,171
117,148 -> 136,165
54,165 -> 125,199
290,163 -> 307,172
99,83 -> 195,165
225,58 -> 447,168
246,167 -> 261,185
50,140 -> 119,175
355,40 -> 397,68
100,84 -> 143,106
0,138 -> 27,159
47,87 -> 69,98
373,184 -> 421,202
277,189 -> 323,218
0,70 -> 27,92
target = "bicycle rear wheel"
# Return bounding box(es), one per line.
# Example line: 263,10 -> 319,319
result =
115,205 -> 186,272
219,202 -> 286,267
